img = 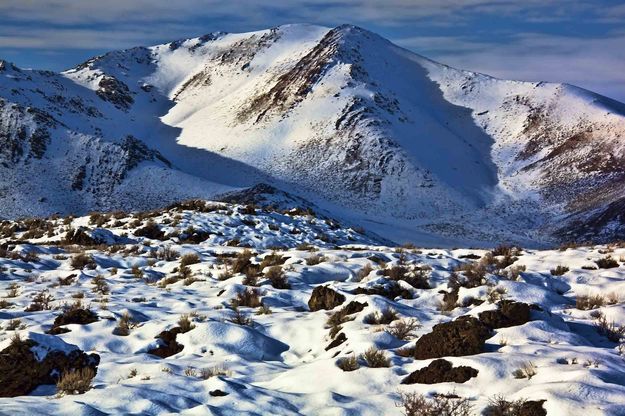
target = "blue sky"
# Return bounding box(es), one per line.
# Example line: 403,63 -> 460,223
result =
1,0 -> 624,101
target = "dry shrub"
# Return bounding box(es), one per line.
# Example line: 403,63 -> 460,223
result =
199,365 -> 230,379
232,249 -> 254,274
576,294 -> 605,310
364,308 -> 399,325
356,263 -> 373,281
260,252 -> 286,269
484,395 -> 546,416
265,265 -> 290,289
397,391 -> 472,416
595,256 -> 619,269
180,253 -> 200,267
550,265 -> 569,276
512,362 -> 537,379
113,312 -> 136,336
362,347 -> 391,368
157,245 -> 179,261
229,307 -> 253,326
306,254 -> 326,265
336,355 -> 360,372
596,316 -> 625,342
71,253 -> 96,270
385,318 -> 421,340
178,314 -> 195,333
231,288 -> 262,308
56,367 -> 95,395
25,290 -> 54,312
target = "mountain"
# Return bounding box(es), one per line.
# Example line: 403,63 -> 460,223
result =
1,24 -> 624,246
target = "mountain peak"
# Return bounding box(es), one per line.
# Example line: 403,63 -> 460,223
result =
0,24 -> 624,245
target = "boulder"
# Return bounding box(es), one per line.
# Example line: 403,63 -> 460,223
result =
479,300 -> 531,329
401,359 -> 478,384
148,327 -> 184,358
413,316 -> 491,360
0,334 -> 99,397
308,286 -> 345,311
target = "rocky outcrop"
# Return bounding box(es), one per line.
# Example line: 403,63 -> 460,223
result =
401,359 -> 478,384
308,286 -> 346,311
413,316 -> 491,360
148,328 -> 184,358
0,335 -> 99,397
479,300 -> 531,329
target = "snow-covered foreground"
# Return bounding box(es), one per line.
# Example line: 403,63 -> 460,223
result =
0,201 -> 624,415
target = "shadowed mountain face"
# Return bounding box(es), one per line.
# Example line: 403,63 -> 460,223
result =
0,24 -> 624,246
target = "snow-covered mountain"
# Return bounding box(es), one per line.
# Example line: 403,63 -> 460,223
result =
1,24 -> 624,246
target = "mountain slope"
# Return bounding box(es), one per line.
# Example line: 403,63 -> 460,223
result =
1,24 -> 624,245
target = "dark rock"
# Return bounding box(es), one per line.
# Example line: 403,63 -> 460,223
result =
52,308 -> 98,327
0,336 -> 99,397
353,281 -> 412,300
341,301 -> 367,315
148,327 -> 184,358
64,228 -> 100,245
325,332 -> 347,351
518,400 -> 547,416
401,359 -> 478,384
479,300 -> 531,329
413,316 -> 491,360
308,286 -> 345,311
134,221 -> 165,240
209,389 -> 229,397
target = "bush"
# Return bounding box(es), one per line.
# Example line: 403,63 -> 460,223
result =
362,347 -> 391,368
157,245 -> 179,261
356,263 -> 373,281
260,252 -> 287,269
232,249 -> 254,274
550,265 -> 569,276
363,308 -> 399,325
199,365 -> 230,379
336,355 -> 359,372
92,275 -> 109,295
229,307 -> 253,326
113,312 -> 135,336
385,318 -> 421,340
595,256 -> 619,269
71,253 -> 96,270
25,290 -> 54,312
56,367 -> 95,395
595,316 -> 625,342
178,314 -> 195,333
134,220 -> 164,240
180,253 -> 200,267
231,288 -> 262,308
512,361 -> 537,379
484,395 -> 546,416
576,294 -> 605,310
397,392 -> 472,416
306,254 -> 325,265
265,265 -> 290,289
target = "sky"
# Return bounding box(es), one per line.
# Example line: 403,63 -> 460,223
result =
1,0 -> 624,102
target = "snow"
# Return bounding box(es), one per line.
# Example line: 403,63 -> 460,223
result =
1,24 -> 624,246
0,204 -> 624,414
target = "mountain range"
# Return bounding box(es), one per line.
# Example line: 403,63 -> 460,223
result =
1,23 -> 624,247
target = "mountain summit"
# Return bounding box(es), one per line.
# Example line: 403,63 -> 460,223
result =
1,24 -> 624,246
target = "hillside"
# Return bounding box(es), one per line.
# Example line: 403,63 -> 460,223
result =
0,202 -> 624,414
1,24 -> 624,246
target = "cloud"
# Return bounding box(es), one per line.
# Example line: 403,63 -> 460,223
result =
0,0 -> 594,26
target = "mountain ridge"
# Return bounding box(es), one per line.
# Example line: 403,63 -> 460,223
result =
1,23 -> 624,246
